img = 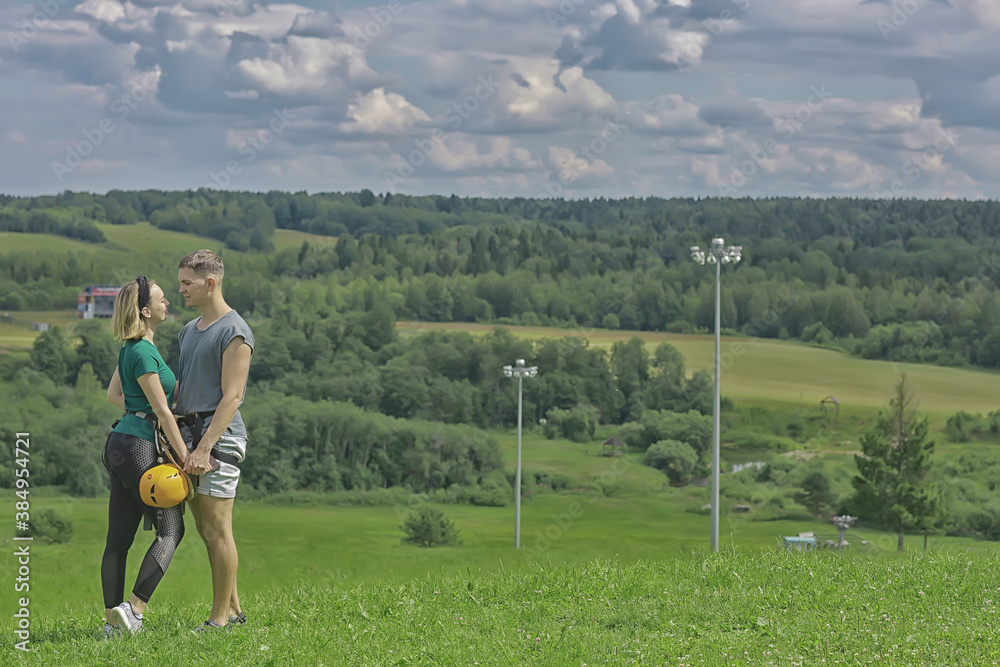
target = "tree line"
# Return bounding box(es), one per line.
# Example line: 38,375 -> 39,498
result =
4,191 -> 1000,370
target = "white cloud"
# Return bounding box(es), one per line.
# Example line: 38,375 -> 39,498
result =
495,62 -> 616,129
0,0 -> 998,199
425,135 -> 535,171
340,89 -> 431,135
237,36 -> 349,95
76,0 -> 126,23
544,144 -> 613,184
622,94 -> 706,136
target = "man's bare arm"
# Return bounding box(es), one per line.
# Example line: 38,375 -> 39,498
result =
186,337 -> 252,472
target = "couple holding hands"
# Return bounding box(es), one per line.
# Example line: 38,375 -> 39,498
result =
101,250 -> 254,636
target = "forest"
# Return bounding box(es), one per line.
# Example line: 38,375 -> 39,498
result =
3,191 -> 1000,369
3,190 -> 1000,543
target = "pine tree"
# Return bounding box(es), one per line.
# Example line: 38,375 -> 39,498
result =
852,373 -> 938,551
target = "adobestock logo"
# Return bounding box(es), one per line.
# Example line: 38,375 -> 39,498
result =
715,84 -> 833,197
206,108 -> 296,189
350,0 -> 412,51
877,0 -> 931,40
50,71 -> 163,183
7,0 -> 73,53
383,74 -> 501,191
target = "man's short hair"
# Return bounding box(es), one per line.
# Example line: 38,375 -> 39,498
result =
179,249 -> 225,280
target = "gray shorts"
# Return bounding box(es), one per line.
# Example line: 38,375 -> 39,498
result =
192,433 -> 246,499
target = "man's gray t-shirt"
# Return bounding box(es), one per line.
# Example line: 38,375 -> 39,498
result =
175,310 -> 255,440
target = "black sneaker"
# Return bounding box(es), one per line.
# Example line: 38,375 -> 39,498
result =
228,612 -> 247,626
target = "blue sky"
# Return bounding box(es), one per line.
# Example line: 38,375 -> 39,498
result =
1,0 -> 997,200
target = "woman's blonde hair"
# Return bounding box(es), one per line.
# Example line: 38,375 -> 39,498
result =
111,279 -> 155,341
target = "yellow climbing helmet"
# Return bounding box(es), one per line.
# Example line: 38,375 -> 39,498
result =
139,464 -> 193,508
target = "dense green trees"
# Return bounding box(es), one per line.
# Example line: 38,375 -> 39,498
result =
5,192 -> 1000,371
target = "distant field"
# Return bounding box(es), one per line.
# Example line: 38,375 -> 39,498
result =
0,310 -> 87,350
0,231 -> 104,255
95,222 -> 226,255
0,224 -> 336,259
397,321 -> 1000,417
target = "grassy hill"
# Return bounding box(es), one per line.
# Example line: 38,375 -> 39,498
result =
0,223 -> 334,257
397,322 -> 1000,421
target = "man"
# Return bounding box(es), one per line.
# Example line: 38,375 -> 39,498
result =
175,249 -> 254,631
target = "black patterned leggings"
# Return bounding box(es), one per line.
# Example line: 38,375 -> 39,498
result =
101,432 -> 185,608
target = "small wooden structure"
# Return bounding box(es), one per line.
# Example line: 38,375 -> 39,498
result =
601,437 -> 626,457
820,395 -> 840,415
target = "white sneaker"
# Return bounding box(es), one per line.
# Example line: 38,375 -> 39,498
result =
110,601 -> 144,635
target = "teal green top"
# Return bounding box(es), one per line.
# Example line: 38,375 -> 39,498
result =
112,339 -> 176,442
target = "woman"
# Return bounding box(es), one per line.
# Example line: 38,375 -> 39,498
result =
102,276 -> 189,637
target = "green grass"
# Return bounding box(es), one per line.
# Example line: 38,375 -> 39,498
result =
4,446 -> 995,628
0,231 -> 105,255
3,429 -> 998,663
94,222 -> 227,256
7,544 -> 1000,665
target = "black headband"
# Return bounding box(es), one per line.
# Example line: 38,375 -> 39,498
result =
136,276 -> 150,311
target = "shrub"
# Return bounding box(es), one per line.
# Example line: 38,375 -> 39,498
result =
545,404 -> 600,442
26,509 -> 75,544
756,458 -> 798,485
643,439 -> 698,483
400,506 -> 461,547
636,410 -> 712,457
946,411 -> 987,442
469,471 -> 511,507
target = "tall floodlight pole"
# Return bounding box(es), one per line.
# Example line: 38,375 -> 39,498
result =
690,237 -> 742,553
503,358 -> 538,549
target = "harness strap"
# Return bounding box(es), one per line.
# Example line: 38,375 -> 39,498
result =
176,412 -> 241,468
211,449 -> 240,467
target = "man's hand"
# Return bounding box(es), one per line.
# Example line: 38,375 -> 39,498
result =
185,449 -> 213,476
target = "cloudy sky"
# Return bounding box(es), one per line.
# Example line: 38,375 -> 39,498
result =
1,0 -> 997,200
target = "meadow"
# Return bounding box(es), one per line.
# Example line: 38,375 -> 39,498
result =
5,424 -> 1000,660
5,225 -> 1000,663
4,477 -> 1000,665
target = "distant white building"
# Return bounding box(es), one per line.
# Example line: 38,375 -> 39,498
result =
31,322 -> 49,331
